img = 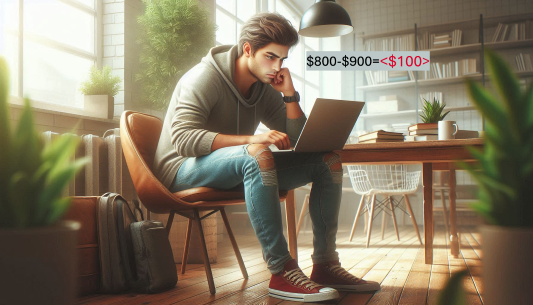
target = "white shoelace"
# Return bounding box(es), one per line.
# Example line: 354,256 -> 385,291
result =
284,269 -> 321,290
328,265 -> 360,282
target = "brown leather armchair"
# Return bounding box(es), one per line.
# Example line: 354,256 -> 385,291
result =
120,111 -> 287,294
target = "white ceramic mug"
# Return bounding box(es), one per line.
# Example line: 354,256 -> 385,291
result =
438,120 -> 459,140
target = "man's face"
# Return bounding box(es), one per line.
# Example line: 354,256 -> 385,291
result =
246,43 -> 289,84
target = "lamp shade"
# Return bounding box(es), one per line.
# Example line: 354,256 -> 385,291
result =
299,0 -> 353,37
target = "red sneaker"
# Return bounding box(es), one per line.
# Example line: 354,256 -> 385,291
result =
269,259 -> 339,302
311,261 -> 380,292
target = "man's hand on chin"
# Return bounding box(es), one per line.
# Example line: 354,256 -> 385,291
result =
270,67 -> 296,96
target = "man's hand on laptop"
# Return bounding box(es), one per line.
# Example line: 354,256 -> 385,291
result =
250,130 -> 291,150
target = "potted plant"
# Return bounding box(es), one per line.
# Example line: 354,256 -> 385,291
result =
419,97 -> 450,125
0,58 -> 87,304
458,49 -> 533,304
135,0 -> 216,111
79,65 -> 121,119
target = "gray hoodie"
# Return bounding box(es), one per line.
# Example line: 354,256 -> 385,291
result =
153,45 -> 307,189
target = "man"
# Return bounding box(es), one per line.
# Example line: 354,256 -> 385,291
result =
153,12 -> 380,302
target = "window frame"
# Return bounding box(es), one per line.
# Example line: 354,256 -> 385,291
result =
6,0 -> 102,114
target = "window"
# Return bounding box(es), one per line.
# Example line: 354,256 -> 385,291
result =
0,0 -> 99,109
215,0 -> 257,46
215,0 -> 323,123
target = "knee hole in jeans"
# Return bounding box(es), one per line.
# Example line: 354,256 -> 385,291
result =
247,144 -> 278,186
324,152 -> 343,184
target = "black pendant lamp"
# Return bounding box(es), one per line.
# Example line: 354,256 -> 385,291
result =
299,0 -> 353,37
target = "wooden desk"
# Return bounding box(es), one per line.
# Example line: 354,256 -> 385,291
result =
285,138 -> 483,265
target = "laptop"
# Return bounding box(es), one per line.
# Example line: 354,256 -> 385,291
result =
270,98 -> 365,153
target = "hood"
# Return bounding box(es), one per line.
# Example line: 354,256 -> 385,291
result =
202,45 -> 266,109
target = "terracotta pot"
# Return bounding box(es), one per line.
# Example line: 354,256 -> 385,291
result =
0,221 -> 80,305
480,225 -> 533,305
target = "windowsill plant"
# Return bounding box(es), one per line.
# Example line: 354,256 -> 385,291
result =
79,65 -> 121,119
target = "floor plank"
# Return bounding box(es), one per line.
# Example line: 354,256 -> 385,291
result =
77,226 -> 484,305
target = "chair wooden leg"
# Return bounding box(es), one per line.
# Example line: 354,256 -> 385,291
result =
180,219 -> 193,274
220,208 -> 248,279
296,194 -> 310,237
381,198 -> 387,240
389,196 -> 400,241
404,195 -> 423,245
366,195 -> 376,248
350,195 -> 365,242
166,211 -> 175,236
440,189 -> 450,236
193,209 -> 216,295
364,212 -> 368,233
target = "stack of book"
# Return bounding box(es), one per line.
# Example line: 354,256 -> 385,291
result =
366,95 -> 404,113
391,123 -> 412,135
417,30 -> 462,50
516,53 -> 532,71
405,123 -> 439,141
388,70 -> 410,82
358,130 -> 405,144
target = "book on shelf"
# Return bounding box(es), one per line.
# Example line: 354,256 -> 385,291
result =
359,138 -> 405,144
364,34 -> 415,51
405,135 -> 439,141
429,59 -> 477,79
516,53 -> 532,71
358,130 -> 405,142
409,129 -> 438,135
420,92 -> 443,104
408,123 -> 438,131
492,21 -> 532,42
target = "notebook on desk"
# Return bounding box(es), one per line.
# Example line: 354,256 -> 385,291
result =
270,98 -> 365,153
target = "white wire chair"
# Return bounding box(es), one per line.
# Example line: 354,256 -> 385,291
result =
347,164 -> 423,247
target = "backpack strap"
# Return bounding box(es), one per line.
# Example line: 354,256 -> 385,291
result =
116,198 -> 146,290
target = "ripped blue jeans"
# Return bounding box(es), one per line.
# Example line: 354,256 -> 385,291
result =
169,144 -> 343,274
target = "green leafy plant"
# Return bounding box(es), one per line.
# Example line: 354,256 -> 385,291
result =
437,269 -> 469,305
0,57 -> 87,228
420,97 -> 450,123
136,0 -> 216,111
459,48 -> 533,227
79,66 -> 121,97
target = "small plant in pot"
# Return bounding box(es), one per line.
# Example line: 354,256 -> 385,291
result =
0,58 -> 87,304
455,49 -> 533,304
419,97 -> 450,124
79,65 -> 121,119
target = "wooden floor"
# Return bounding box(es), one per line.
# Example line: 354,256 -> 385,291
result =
77,225 -> 483,305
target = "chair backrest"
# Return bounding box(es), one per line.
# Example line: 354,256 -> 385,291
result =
120,111 -> 189,213
347,164 -> 420,195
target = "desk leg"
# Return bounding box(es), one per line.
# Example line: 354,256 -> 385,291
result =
448,165 -> 459,257
423,163 -> 433,264
285,190 -> 298,262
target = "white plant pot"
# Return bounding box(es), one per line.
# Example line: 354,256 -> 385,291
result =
84,95 -> 114,119
0,221 -> 80,305
480,225 -> 533,305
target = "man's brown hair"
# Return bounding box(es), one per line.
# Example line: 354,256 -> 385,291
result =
238,12 -> 299,57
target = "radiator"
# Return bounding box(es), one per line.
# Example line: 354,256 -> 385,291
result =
41,129 -> 136,202
41,129 -> 218,264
